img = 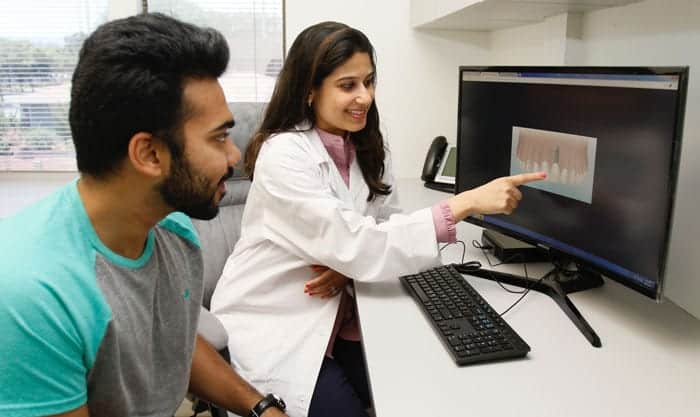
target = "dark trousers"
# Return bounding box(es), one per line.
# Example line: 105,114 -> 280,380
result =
308,339 -> 372,417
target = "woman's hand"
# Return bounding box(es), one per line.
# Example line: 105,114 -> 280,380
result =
304,266 -> 349,299
447,172 -> 546,221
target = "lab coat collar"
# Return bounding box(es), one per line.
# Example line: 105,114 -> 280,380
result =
295,122 -> 369,210
297,122 -> 355,207
295,121 -> 326,166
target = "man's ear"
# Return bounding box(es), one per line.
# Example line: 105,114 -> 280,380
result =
127,132 -> 170,178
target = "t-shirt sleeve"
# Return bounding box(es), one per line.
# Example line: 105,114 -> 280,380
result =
160,211 -> 201,248
0,274 -> 109,416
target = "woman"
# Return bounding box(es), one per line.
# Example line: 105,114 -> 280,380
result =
211,21 -> 544,417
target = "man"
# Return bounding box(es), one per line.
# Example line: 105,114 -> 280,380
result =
0,13 -> 287,417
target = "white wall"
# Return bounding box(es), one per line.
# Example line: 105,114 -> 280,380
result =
490,12 -> 575,65
285,0 -> 489,179
581,0 -> 700,321
484,0 -> 700,318
108,0 -> 140,19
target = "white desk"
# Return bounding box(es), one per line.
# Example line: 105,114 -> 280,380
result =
355,179 -> 700,417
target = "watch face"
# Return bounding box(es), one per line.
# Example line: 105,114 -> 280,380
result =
272,394 -> 286,410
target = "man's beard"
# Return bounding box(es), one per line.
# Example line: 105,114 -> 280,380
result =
159,153 -> 233,220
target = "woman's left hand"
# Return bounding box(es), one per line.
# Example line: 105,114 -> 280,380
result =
304,265 -> 349,298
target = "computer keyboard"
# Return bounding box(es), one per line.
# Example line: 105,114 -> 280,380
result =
400,264 -> 530,365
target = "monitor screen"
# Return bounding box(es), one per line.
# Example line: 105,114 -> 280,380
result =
456,67 -> 687,299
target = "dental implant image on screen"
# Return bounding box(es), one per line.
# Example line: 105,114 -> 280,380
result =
511,126 -> 597,204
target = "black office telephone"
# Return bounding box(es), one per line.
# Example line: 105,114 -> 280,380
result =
421,136 -> 455,193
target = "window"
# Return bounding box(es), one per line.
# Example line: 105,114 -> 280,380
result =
0,0 -> 283,172
0,0 -> 109,171
148,0 -> 283,103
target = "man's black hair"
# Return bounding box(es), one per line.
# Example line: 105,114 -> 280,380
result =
69,13 -> 229,177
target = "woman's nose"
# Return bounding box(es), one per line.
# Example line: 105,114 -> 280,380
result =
356,85 -> 374,105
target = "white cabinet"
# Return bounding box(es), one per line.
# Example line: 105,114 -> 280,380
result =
411,0 -> 642,31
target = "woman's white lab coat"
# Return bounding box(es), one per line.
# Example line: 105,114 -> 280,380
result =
210,124 -> 442,417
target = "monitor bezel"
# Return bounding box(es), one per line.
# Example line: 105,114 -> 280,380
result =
455,66 -> 689,300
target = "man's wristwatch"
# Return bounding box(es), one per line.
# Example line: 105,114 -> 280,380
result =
249,393 -> 286,417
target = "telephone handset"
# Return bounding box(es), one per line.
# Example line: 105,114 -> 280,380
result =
421,136 -> 447,182
421,136 -> 455,193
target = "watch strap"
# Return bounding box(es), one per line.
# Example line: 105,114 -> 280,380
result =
249,393 -> 285,417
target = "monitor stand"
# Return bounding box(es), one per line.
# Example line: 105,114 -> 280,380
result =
456,258 -> 605,348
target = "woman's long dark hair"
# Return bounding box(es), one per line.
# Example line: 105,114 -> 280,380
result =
244,21 -> 390,201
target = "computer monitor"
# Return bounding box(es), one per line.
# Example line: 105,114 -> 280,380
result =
455,66 -> 688,346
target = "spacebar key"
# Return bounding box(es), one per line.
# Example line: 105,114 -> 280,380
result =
410,283 -> 430,304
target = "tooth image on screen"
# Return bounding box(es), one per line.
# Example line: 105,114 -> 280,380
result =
511,127 -> 597,204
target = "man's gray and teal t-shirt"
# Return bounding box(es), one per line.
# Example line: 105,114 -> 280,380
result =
0,180 -> 203,417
